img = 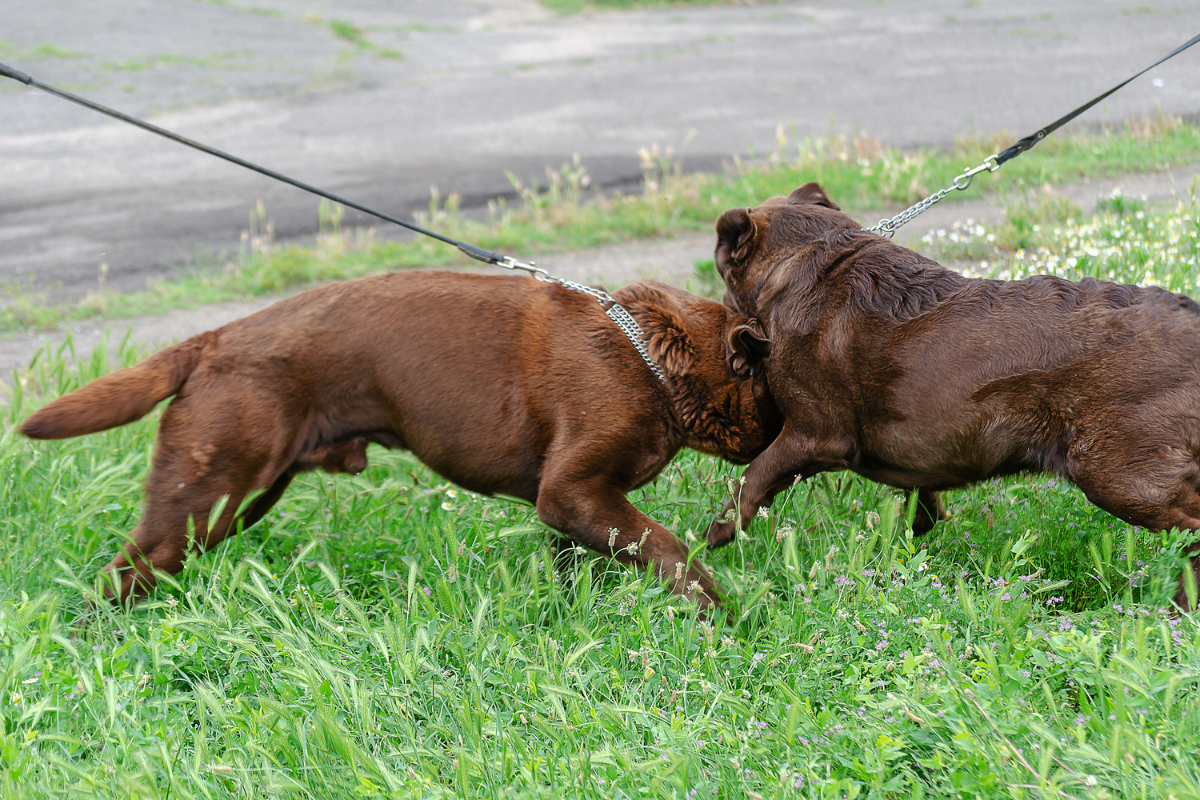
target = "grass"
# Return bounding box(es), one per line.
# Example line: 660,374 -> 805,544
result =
324,19 -> 404,61
101,51 -> 256,74
4,325 -> 1200,797
0,41 -> 88,62
4,191 -> 1200,796
5,116 -> 1200,335
919,181 -> 1200,290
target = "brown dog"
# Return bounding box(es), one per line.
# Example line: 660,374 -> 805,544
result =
706,182 -> 1200,607
20,271 -> 780,610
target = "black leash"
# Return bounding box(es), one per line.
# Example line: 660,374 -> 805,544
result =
866,32 -> 1200,237
994,32 -> 1200,167
0,61 -> 538,273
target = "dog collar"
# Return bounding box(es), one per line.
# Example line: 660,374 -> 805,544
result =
543,275 -> 666,384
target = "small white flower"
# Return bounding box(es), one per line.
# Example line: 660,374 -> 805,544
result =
441,502 -> 453,511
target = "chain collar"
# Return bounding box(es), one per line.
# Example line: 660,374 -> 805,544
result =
863,155 -> 999,238
498,259 -> 667,384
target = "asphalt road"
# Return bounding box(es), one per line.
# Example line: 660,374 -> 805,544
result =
2,0 -> 1199,301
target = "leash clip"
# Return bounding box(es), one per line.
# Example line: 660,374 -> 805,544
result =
952,154 -> 1000,191
497,255 -> 548,279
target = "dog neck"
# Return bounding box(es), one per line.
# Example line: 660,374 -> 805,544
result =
616,285 -> 776,463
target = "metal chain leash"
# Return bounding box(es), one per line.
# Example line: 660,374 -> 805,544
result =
863,155 -> 999,238
499,261 -> 666,384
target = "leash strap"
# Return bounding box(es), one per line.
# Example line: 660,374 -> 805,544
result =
865,32 -> 1200,237
0,61 -> 535,272
995,32 -> 1200,166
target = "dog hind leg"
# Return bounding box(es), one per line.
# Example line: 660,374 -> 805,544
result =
102,397 -> 296,604
1156,491 -> 1200,612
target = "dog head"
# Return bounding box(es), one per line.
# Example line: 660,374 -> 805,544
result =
714,182 -> 858,318
614,281 -> 781,463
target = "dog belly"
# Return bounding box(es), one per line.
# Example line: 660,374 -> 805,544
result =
382,392 -> 544,501
851,463 -> 966,492
412,443 -> 541,502
861,402 -> 1065,485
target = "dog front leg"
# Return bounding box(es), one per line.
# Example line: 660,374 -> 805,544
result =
536,484 -> 722,611
706,432 -> 849,548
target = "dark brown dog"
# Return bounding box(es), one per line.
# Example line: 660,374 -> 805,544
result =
706,182 -> 1200,607
20,271 -> 780,610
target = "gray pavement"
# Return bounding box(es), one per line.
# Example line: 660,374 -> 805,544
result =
2,0 -> 1199,303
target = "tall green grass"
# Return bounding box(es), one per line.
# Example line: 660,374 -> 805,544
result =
5,237 -> 1200,796
3,135 -> 1200,799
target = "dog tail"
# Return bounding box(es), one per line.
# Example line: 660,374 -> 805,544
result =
19,336 -> 208,440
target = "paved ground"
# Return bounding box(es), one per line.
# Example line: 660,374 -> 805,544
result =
2,0 -> 1199,302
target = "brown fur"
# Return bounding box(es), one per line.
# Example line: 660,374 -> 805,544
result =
707,182 -> 1200,609
20,271 -> 780,611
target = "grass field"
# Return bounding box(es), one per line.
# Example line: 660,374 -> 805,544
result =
3,127 -> 1200,797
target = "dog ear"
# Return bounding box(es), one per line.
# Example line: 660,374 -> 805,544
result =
787,182 -> 840,210
715,208 -> 763,269
726,318 -> 771,379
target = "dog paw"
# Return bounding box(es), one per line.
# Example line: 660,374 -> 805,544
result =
706,518 -> 737,548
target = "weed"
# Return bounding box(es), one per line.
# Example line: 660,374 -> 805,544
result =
923,184 -> 1200,290
320,18 -> 404,60
102,50 -> 255,73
